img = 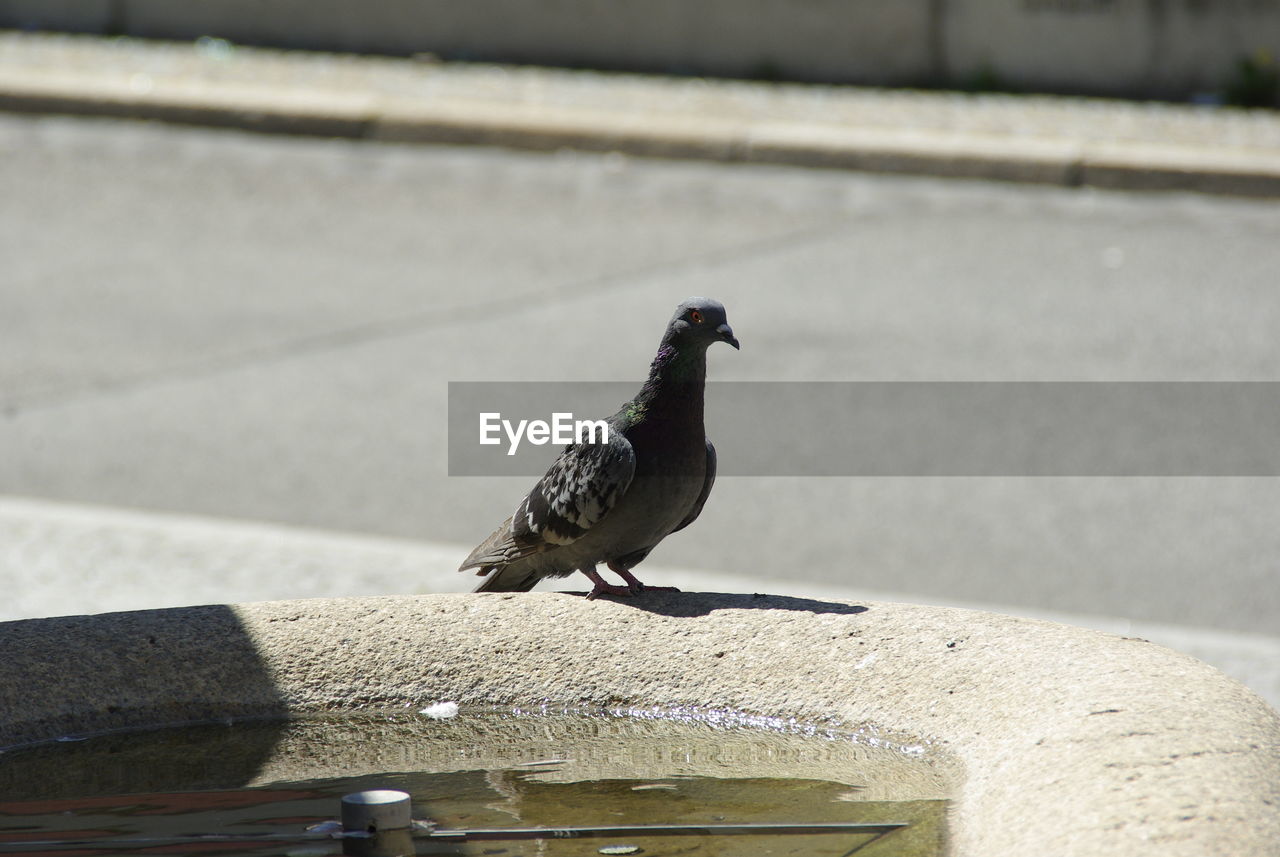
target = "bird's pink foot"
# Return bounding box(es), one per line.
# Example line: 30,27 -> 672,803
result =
582,568 -> 637,600
608,563 -> 681,595
586,582 -> 638,600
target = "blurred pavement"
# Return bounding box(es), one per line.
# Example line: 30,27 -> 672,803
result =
0,41 -> 1278,707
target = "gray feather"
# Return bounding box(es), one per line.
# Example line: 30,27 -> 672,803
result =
671,440 -> 716,534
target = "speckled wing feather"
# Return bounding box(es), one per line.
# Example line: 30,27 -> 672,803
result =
514,430 -> 636,545
459,431 -> 636,570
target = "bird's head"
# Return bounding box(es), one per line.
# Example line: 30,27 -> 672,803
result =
668,297 -> 739,351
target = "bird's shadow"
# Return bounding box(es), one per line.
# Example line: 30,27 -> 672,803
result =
556,590 -> 869,618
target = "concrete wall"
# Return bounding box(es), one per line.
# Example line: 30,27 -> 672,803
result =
943,0 -> 1280,98
1,0 -> 1277,99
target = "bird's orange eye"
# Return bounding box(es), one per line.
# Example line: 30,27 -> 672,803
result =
689,309 -> 704,324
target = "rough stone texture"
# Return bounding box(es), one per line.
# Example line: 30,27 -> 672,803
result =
1,593 -> 1276,855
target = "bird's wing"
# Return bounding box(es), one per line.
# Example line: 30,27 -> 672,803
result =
517,430 -> 637,544
671,438 -> 717,534
459,431 -> 636,570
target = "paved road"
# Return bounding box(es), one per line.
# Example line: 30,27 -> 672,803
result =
2,113 -> 1278,646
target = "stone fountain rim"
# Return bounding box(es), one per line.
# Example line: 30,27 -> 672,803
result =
1,591 -> 1277,856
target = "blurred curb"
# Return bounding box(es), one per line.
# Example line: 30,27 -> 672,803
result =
3,31 -> 1280,196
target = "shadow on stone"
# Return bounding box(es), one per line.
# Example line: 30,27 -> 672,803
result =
0,604 -> 290,765
560,590 -> 870,617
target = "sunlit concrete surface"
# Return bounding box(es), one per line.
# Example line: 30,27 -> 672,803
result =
1,594 -> 1277,855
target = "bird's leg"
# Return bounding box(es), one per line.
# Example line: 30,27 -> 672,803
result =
581,566 -> 636,600
607,562 -> 681,595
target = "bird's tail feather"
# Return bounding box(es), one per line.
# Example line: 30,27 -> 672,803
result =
472,565 -> 541,593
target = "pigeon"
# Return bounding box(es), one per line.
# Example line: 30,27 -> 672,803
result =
461,297 -> 739,599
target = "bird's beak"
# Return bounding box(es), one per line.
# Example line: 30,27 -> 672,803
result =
717,323 -> 740,350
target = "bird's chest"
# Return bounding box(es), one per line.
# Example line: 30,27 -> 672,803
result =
604,468 -> 704,552
626,419 -> 705,479
613,425 -> 707,537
